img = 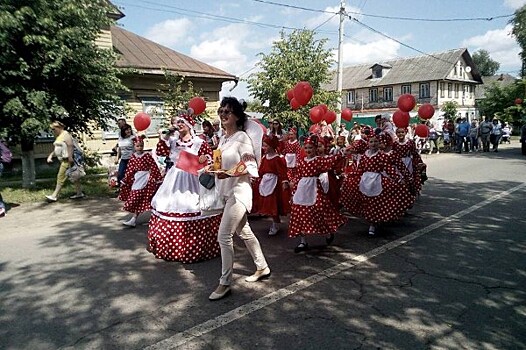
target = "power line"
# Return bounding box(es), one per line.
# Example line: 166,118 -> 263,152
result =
251,0 -> 513,23
312,13 -> 338,31
351,17 -> 457,65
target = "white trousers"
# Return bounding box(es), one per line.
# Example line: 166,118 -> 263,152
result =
218,196 -> 268,286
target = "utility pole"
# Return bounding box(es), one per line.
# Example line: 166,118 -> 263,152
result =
335,0 -> 345,126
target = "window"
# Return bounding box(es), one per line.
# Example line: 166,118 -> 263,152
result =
101,104 -> 126,140
372,67 -> 382,79
419,83 -> 430,98
401,84 -> 411,94
440,82 -> 445,98
460,66 -> 464,78
383,87 -> 393,102
447,83 -> 452,98
455,83 -> 459,98
347,90 -> 355,104
142,100 -> 165,136
369,88 -> 378,102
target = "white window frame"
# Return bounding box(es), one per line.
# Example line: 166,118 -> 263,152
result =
142,100 -> 166,136
401,84 -> 411,94
347,90 -> 355,104
455,83 -> 459,98
419,83 -> 430,98
383,87 -> 393,102
369,88 -> 378,102
447,83 -> 452,98
101,104 -> 125,140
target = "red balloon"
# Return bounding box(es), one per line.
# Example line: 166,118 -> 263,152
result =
293,81 -> 313,106
392,110 -> 410,128
286,89 -> 294,101
133,112 -> 151,132
324,110 -> 337,124
397,94 -> 416,112
341,108 -> 353,121
309,124 -> 321,134
290,98 -> 301,110
188,97 -> 206,115
318,104 -> 328,114
309,107 -> 323,123
418,103 -> 435,120
415,124 -> 429,138
515,98 -> 523,105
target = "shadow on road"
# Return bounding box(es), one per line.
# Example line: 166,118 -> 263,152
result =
1,177 -> 525,349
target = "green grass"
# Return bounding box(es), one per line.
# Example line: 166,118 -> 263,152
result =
1,175 -> 116,204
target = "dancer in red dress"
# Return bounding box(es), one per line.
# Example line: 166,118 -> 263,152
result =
378,133 -> 416,210
147,111 -> 221,263
288,135 -> 346,253
119,136 -> 163,227
393,127 -> 426,195
252,134 -> 291,236
340,140 -> 366,216
282,127 -> 302,189
349,134 -> 410,235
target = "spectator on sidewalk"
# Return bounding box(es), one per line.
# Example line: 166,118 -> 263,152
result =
490,118 -> 503,152
0,137 -> 12,217
479,116 -> 493,152
456,117 -> 470,153
469,119 -> 480,152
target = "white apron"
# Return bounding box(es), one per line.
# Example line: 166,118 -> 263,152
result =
259,173 -> 278,197
292,177 -> 318,206
359,172 -> 382,197
131,171 -> 150,190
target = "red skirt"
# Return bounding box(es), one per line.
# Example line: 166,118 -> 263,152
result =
147,212 -> 221,263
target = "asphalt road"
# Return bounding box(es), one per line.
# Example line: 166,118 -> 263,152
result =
1,143 -> 525,350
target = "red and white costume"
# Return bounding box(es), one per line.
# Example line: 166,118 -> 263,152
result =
252,153 -> 291,217
393,138 -> 424,194
147,116 -> 221,264
282,138 -> 302,188
346,149 -> 409,223
118,151 -> 162,214
288,155 -> 346,237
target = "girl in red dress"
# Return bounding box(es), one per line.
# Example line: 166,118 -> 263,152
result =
119,136 -> 163,227
350,134 -> 409,235
281,127 -> 302,189
340,140 -> 367,217
252,134 -> 291,236
393,127 -> 427,195
288,135 -> 346,253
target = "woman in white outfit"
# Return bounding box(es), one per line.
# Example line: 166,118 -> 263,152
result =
208,97 -> 270,301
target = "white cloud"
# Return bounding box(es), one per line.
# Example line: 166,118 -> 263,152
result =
504,0 -> 526,10
144,18 -> 194,47
336,37 -> 401,66
190,23 -> 254,76
461,24 -> 521,67
304,5 -> 362,30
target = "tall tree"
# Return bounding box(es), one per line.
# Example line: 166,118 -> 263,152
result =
247,29 -> 339,130
511,5 -> 526,77
0,0 -> 126,187
472,49 -> 500,76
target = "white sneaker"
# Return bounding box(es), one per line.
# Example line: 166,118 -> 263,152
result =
436,151 -> 440,154
122,217 -> 136,227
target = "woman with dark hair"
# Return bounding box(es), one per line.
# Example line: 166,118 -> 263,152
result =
200,120 -> 219,150
208,97 -> 270,301
116,124 -> 134,187
267,119 -> 284,140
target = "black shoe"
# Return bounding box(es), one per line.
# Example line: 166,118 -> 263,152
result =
326,233 -> 335,245
294,242 -> 309,253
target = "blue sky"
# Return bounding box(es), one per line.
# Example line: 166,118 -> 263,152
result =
113,0 -> 526,100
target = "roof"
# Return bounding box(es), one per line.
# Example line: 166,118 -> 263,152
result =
326,48 -> 483,90
474,73 -> 518,99
111,26 -> 237,81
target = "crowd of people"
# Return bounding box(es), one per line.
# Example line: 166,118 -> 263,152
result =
104,99 -> 430,300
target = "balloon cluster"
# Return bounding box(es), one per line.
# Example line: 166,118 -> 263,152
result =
286,81 -> 313,110
391,94 -> 435,137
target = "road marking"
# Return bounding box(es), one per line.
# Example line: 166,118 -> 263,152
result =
145,182 -> 526,350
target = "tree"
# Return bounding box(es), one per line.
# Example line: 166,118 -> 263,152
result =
477,80 -> 526,127
0,0 -> 126,187
511,5 -> 526,77
160,72 -> 208,125
472,49 -> 500,76
247,29 -> 339,130
441,101 -> 459,120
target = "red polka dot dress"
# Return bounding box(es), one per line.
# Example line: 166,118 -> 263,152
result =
288,155 -> 346,238
282,139 -> 302,189
382,149 -> 416,210
340,153 -> 364,216
147,136 -> 221,263
348,150 -> 409,223
393,139 -> 424,194
252,154 -> 291,217
118,151 -> 162,214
